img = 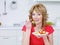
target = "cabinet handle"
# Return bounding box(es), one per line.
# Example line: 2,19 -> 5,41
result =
3,37 -> 9,39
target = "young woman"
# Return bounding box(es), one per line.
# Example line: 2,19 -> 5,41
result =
22,3 -> 54,45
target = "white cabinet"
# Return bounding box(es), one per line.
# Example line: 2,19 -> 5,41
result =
16,29 -> 22,45
0,27 -> 22,45
53,29 -> 58,45
0,29 -> 17,45
53,27 -> 60,45
0,37 -> 17,45
56,29 -> 60,45
0,29 -> 17,37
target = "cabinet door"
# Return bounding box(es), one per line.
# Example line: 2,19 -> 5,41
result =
16,30 -> 22,45
53,30 -> 58,45
0,36 -> 17,45
53,29 -> 60,45
56,29 -> 60,45
0,29 -> 17,37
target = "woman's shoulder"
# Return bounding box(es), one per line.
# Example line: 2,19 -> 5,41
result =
22,25 -> 34,32
45,25 -> 54,35
45,24 -> 53,28
22,25 -> 26,32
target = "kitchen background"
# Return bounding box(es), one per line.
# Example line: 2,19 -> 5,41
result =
0,0 -> 60,45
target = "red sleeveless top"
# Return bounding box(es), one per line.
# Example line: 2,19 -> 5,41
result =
22,25 -> 54,45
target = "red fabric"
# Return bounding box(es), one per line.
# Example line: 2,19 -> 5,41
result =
22,25 -> 54,45
22,25 -> 26,32
45,25 -> 54,35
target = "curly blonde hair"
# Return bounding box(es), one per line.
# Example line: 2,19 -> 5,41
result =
29,3 -> 48,28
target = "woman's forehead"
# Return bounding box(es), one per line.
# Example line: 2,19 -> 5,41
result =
33,7 -> 42,13
32,10 -> 42,14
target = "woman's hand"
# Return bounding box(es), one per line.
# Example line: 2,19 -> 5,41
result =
36,33 -> 48,38
25,20 -> 32,29
41,35 -> 47,38
41,35 -> 48,39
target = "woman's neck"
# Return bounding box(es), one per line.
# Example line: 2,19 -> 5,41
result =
36,23 -> 42,29
34,23 -> 42,32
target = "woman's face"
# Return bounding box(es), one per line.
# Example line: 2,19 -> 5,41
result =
32,10 -> 42,25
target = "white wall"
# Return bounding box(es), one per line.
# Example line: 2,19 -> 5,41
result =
0,0 -> 29,27
0,0 -> 60,27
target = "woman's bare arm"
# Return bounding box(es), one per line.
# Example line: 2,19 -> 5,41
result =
48,33 -> 53,45
43,33 -> 53,45
22,29 -> 31,45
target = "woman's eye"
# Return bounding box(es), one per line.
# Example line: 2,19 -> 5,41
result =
32,14 -> 35,16
38,14 -> 41,16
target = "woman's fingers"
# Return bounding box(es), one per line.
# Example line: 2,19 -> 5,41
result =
25,20 -> 31,29
37,34 -> 48,38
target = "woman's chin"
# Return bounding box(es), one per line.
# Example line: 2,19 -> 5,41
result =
35,22 -> 42,25
35,22 -> 40,25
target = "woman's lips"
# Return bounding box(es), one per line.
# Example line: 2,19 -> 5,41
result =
34,19 -> 39,22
